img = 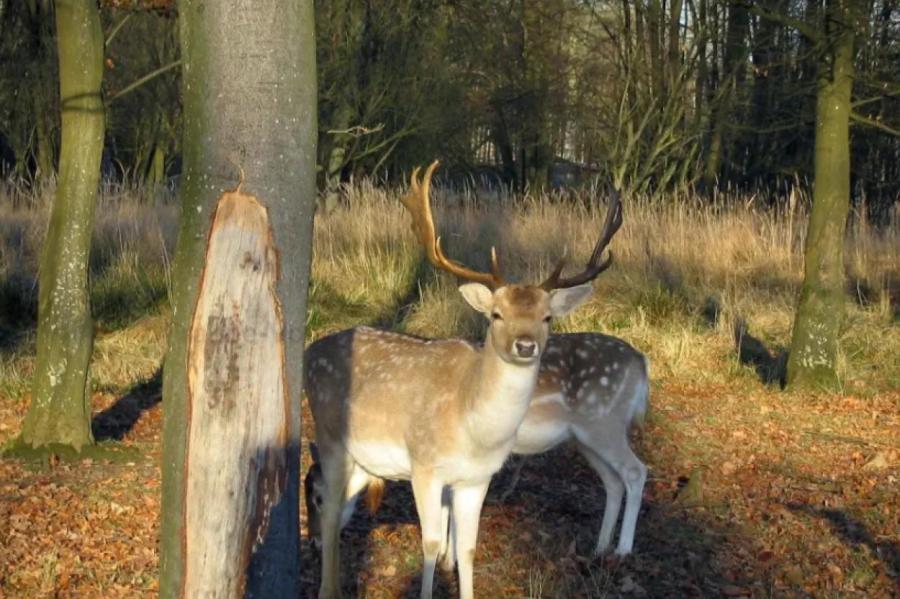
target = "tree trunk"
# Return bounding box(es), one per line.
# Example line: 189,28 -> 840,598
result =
692,0 -> 708,131
33,89 -> 55,180
148,143 -> 166,186
159,1 -> 317,596
647,0 -> 664,96
491,104 -> 518,189
17,0 -> 104,453
667,0 -> 684,89
704,1 -> 749,187
786,0 -> 857,390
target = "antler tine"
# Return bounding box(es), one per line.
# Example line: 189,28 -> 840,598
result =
541,189 -> 623,290
400,160 -> 504,289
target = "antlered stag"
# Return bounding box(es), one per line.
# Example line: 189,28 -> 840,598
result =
305,161 -> 624,598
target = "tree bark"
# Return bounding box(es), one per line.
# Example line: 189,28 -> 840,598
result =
786,0 -> 857,390
159,1 -> 317,597
17,0 -> 104,452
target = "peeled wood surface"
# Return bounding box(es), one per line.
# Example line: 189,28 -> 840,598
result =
183,186 -> 289,597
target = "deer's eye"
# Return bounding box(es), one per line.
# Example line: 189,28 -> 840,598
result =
491,312 -> 503,321
543,315 -> 552,323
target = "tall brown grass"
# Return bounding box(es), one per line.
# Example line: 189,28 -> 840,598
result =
0,181 -> 177,397
312,181 -> 899,392
1,179 -> 898,398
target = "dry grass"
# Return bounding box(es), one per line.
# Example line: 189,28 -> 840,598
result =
309,183 -> 899,392
0,180 -> 898,597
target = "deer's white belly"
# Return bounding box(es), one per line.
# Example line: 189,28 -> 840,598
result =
347,440 -> 412,480
513,394 -> 571,455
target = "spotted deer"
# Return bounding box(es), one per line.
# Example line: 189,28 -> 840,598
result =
304,161 -> 623,598
306,332 -> 650,566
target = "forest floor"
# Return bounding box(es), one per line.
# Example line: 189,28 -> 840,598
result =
1,185 -> 898,597
0,337 -> 897,597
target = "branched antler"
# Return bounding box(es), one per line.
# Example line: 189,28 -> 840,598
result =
402,162 -> 622,291
400,160 -> 504,288
540,190 -> 623,290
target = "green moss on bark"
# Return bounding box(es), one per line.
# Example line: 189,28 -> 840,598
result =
18,0 -> 105,452
786,1 -> 858,391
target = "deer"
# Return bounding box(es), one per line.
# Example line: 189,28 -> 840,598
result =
305,332 -> 650,569
304,160 -> 624,599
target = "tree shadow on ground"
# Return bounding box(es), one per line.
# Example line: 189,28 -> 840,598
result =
700,296 -> 788,387
733,318 -> 787,387
786,502 -> 899,586
300,442 -> 773,598
91,369 -> 162,441
300,478 -> 458,598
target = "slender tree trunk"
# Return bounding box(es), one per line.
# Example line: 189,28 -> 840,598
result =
667,0 -> 684,88
17,0 -> 104,452
159,1 -> 317,596
27,3 -> 57,184
786,0 -> 857,390
647,0 -> 665,96
148,143 -> 165,185
704,1 -> 749,186
692,0 -> 708,130
491,104 -> 518,188
33,91 -> 55,180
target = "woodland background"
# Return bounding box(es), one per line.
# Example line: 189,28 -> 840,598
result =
0,1 -> 898,597
1,0 -> 898,210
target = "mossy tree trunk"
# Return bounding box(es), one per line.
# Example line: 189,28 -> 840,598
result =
17,0 -> 104,452
159,1 -> 317,596
786,0 -> 858,390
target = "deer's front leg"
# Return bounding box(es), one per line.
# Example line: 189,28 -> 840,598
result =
412,471 -> 445,599
450,481 -> 490,599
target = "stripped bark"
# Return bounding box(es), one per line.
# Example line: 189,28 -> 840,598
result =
181,185 -> 289,596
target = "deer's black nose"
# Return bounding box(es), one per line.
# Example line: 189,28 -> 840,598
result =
515,339 -> 536,357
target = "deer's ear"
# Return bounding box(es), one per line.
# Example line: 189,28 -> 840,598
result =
458,283 -> 494,315
309,442 -> 320,463
549,284 -> 594,317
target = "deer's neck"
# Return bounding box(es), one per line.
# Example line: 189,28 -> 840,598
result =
462,336 -> 539,449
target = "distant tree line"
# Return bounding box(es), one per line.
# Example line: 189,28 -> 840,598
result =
1,0 -> 897,215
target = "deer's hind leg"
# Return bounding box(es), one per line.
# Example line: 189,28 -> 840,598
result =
574,425 -> 646,556
577,443 -> 626,557
317,446 -> 355,598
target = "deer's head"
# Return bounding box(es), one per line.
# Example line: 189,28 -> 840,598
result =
400,161 -> 623,365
